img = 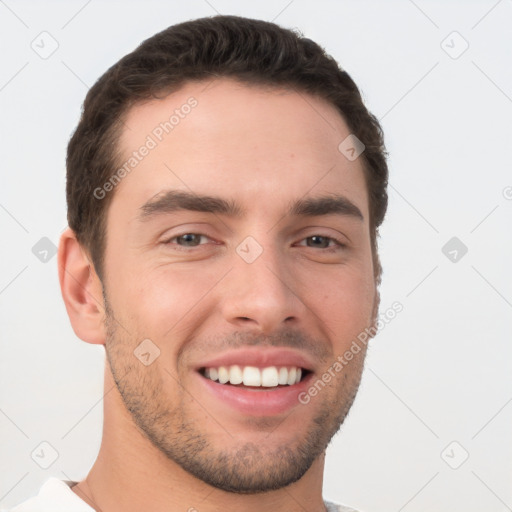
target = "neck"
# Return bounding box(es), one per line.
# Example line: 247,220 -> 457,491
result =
73,366 -> 327,512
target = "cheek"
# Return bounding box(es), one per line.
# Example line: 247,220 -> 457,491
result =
116,263 -> 222,339
310,265 -> 376,342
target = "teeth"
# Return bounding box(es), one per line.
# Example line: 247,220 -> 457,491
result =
261,367 -> 279,387
218,366 -> 229,384
243,366 -> 261,386
229,365 -> 243,385
287,367 -> 297,385
203,365 -> 304,387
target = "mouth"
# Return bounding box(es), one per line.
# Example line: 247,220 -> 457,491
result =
194,348 -> 316,415
199,365 -> 312,389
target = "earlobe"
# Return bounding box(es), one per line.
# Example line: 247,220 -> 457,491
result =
58,228 -> 106,345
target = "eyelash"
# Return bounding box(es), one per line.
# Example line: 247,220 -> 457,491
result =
162,233 -> 347,252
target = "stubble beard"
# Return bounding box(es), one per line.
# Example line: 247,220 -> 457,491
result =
102,296 -> 365,494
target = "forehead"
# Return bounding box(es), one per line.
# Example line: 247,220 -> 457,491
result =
112,78 -> 369,221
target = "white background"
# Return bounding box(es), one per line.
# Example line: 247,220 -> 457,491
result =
1,1 -> 511,511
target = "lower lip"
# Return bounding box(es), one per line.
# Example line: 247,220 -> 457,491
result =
197,372 -> 313,416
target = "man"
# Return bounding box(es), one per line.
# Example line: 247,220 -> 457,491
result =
11,14 -> 388,512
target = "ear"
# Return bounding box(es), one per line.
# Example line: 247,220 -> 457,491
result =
58,228 -> 106,345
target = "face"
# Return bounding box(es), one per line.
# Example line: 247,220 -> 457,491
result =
101,78 -> 378,493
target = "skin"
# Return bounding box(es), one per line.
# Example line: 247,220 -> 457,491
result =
58,78 -> 379,512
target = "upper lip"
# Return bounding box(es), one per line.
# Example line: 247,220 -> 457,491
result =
195,348 -> 315,372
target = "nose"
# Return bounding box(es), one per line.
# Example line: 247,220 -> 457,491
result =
219,244 -> 306,334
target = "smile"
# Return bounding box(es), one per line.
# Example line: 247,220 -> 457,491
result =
200,365 -> 309,388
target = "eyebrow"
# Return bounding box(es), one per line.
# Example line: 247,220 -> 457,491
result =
138,190 -> 364,222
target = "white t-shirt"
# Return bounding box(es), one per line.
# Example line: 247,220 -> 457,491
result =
9,479 -> 360,512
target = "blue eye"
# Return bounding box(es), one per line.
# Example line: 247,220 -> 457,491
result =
305,235 -> 334,248
299,235 -> 345,250
164,233 -> 210,247
162,233 -> 346,252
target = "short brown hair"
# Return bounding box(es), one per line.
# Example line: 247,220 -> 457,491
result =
66,14 -> 388,284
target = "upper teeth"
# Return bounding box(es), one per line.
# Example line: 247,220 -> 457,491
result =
204,366 -> 302,387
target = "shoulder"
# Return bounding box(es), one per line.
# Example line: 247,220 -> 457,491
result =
8,479 -> 93,512
324,499 -> 362,512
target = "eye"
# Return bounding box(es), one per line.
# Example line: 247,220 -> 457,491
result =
163,233 -> 211,247
297,235 -> 346,250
